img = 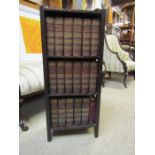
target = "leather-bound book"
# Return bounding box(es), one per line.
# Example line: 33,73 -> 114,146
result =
81,62 -> 90,93
65,62 -> 72,93
82,19 -> 91,56
66,98 -> 73,126
73,18 -> 82,56
82,98 -> 89,124
58,99 -> 66,127
46,17 -> 55,56
51,99 -> 58,127
73,62 -> 81,93
49,62 -> 57,94
55,17 -> 64,56
91,19 -> 100,56
88,97 -> 96,124
89,62 -> 97,93
64,18 -> 73,56
57,62 -> 65,94
74,98 -> 82,125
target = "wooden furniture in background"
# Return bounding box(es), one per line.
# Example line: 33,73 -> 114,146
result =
120,3 -> 135,46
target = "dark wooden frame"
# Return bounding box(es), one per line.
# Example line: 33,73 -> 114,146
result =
102,33 -> 135,88
40,6 -> 105,141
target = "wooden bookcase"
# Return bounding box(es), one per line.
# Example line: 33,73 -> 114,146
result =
40,6 -> 105,141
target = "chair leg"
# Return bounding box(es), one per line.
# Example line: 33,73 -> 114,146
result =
19,98 -> 29,131
108,72 -> 111,78
133,71 -> 135,80
102,72 -> 105,87
123,71 -> 128,88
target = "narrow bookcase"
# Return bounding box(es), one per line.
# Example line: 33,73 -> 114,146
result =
40,6 -> 105,141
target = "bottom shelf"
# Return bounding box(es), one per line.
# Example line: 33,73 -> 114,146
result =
52,123 -> 96,131
50,97 -> 96,128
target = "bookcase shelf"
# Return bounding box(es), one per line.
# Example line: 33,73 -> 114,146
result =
40,6 -> 105,141
48,93 -> 98,98
46,56 -> 100,61
52,123 -> 96,131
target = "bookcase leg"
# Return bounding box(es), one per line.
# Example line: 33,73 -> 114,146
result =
47,131 -> 52,142
47,129 -> 53,142
94,127 -> 99,137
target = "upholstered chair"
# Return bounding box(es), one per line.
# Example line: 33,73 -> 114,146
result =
102,34 -> 135,87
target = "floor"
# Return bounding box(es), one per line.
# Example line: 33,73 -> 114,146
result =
20,76 -> 135,155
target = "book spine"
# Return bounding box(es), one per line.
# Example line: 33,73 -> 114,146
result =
46,17 -> 55,56
89,62 -> 97,93
57,62 -> 65,94
58,99 -> 66,127
65,62 -> 72,93
74,98 -> 82,125
73,18 -> 82,56
49,62 -> 57,94
82,19 -> 91,56
66,98 -> 73,126
55,17 -> 63,56
88,97 -> 96,123
81,62 -> 90,93
82,98 -> 89,124
73,62 -> 81,93
91,19 -> 100,56
64,18 -> 73,56
51,99 -> 58,127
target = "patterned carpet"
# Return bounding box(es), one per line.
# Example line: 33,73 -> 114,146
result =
20,78 -> 135,155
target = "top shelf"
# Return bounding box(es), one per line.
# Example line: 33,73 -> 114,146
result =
46,56 -> 100,61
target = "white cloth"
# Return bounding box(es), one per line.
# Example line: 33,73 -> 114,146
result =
19,61 -> 44,96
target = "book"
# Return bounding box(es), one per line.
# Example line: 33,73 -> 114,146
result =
73,62 -> 81,93
74,98 -> 82,125
89,62 -> 97,92
51,99 -> 58,127
88,97 -> 96,124
58,99 -> 66,127
82,19 -> 91,56
81,62 -> 90,93
73,18 -> 82,56
49,62 -> 57,94
57,62 -> 65,94
55,17 -> 64,56
82,98 -> 89,124
65,62 -> 72,93
66,98 -> 73,126
64,18 -> 73,56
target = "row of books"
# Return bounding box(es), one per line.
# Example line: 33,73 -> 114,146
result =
50,97 -> 96,127
46,17 -> 100,56
48,61 -> 97,94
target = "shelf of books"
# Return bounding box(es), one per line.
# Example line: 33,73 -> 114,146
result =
40,6 -> 105,141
